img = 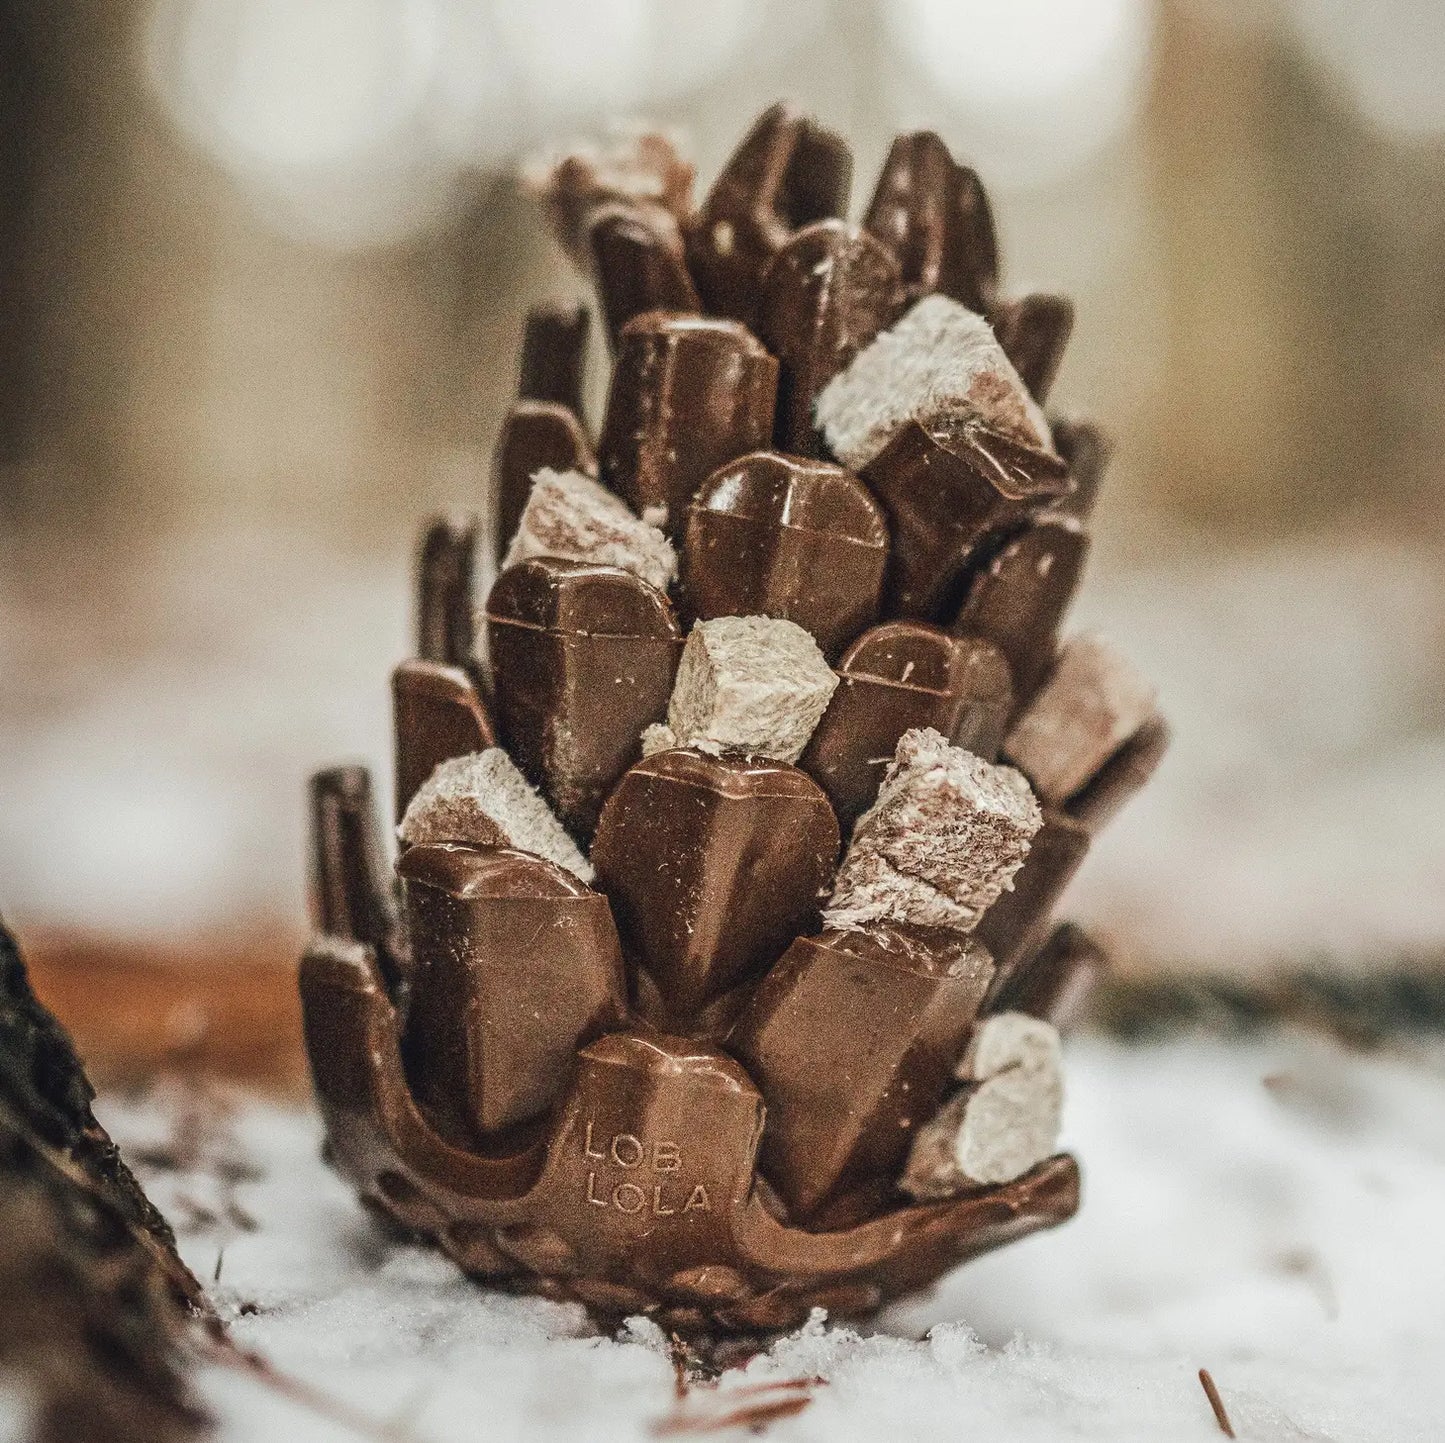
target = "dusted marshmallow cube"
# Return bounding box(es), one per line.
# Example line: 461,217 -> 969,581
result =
825,727 -> 1041,932
398,748 -> 593,882
901,1012 -> 1063,1197
1003,633 -> 1159,805
815,294 -> 1051,471
664,616 -> 838,763
503,468 -> 677,593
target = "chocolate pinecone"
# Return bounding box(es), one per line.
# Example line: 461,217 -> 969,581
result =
300,106 -> 1167,1334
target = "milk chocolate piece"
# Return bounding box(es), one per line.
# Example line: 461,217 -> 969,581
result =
800,625 -> 1014,827
662,616 -> 838,764
995,922 -> 1107,1028
863,131 -> 998,312
681,451 -> 888,658
991,294 -> 1074,405
686,103 -> 852,325
1003,635 -> 1158,805
491,400 -> 594,567
728,924 -> 994,1220
417,513 -> 478,669
588,203 -> 700,348
826,728 -> 1041,933
951,513 -> 1089,704
599,313 -> 778,534
1051,415 -> 1112,523
542,1031 -> 764,1274
591,750 -> 838,1025
398,843 -> 626,1139
1066,713 -> 1170,833
391,658 -> 496,822
756,220 -> 900,455
901,1013 -> 1063,1198
863,418 -> 1070,619
309,765 -> 406,990
398,749 -> 592,881
518,302 -> 590,414
978,811 -> 1091,996
485,557 -> 681,836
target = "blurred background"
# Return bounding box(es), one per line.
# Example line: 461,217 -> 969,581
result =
3,0 -> 1445,1060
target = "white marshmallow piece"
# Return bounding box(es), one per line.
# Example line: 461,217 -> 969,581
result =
398,748 -> 593,882
502,468 -> 677,593
815,294 -> 1052,471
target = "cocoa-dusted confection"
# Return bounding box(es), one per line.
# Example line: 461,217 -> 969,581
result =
398,843 -> 626,1140
756,220 -> 901,455
503,467 -> 677,592
864,130 -> 998,312
1003,633 -> 1159,806
517,302 -> 590,414
485,557 -> 681,837
653,616 -> 838,764
391,658 -> 497,823
587,202 -> 701,348
591,750 -> 839,1025
681,451 -> 888,659
826,728 -> 1042,933
729,923 -> 994,1220
397,748 -> 593,881
686,103 -> 852,326
416,512 -> 479,669
300,105 -> 1165,1333
800,625 -> 1014,828
990,293 -> 1075,404
490,399 -> 594,567
951,512 -> 1089,705
599,312 -> 778,534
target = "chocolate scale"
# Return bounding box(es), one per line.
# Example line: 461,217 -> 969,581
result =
951,512 -> 1089,705
994,922 -> 1108,1029
599,312 -> 777,534
862,417 -> 1071,620
517,302 -> 590,414
398,843 -> 626,1142
485,557 -> 680,837
863,131 -> 998,312
686,103 -> 852,327
728,925 -> 995,1222
680,451 -> 887,658
391,659 -> 497,823
756,220 -> 901,455
1066,713 -> 1171,833
591,750 -> 839,1027
800,623 -> 1014,828
1050,415 -> 1112,523
991,293 -> 1075,404
416,513 -> 479,670
490,400 -> 594,566
587,203 -> 700,348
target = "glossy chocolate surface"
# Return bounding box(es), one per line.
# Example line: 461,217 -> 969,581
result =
757,220 -> 901,455
864,131 -> 998,312
800,623 -> 1014,827
490,400 -> 594,566
686,103 -> 852,326
599,312 -> 777,534
391,659 -> 497,823
729,924 -> 995,1221
681,451 -> 888,657
517,302 -> 590,414
588,203 -> 700,348
862,416 -> 1070,620
485,558 -> 681,837
951,512 -> 1089,704
591,750 -> 839,1026
398,843 -> 626,1140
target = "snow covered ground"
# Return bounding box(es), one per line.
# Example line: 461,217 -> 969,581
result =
97,1031 -> 1445,1442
